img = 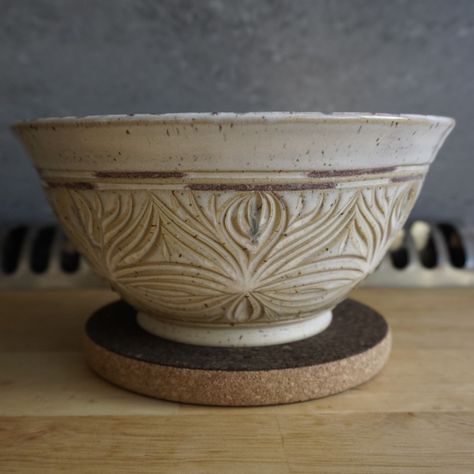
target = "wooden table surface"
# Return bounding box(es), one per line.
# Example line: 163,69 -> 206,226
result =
0,288 -> 473,473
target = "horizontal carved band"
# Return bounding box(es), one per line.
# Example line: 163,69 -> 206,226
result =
40,166 -> 427,191
42,175 -> 425,191
38,164 -> 428,181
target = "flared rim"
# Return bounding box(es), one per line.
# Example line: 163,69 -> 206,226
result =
12,111 -> 455,129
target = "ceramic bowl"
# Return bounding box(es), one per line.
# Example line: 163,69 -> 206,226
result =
13,113 -> 454,346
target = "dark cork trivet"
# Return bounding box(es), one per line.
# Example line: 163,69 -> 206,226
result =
85,299 -> 391,406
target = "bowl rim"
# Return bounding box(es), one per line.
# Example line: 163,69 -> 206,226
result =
12,111 -> 455,130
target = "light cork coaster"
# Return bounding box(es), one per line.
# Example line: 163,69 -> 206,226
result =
84,299 -> 391,406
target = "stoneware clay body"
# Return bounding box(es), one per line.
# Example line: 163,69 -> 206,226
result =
13,113 -> 454,347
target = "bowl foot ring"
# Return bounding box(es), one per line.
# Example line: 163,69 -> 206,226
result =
84,299 -> 391,406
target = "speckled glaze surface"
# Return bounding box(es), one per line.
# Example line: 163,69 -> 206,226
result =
13,113 -> 454,346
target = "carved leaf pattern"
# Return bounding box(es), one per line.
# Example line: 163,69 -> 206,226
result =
51,190 -> 160,280
49,182 -> 420,324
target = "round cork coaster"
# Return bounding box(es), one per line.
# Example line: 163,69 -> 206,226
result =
84,299 -> 391,406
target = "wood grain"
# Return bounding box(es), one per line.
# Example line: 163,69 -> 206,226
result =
0,288 -> 473,472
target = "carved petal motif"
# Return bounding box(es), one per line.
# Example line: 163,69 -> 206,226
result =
48,182 -> 420,325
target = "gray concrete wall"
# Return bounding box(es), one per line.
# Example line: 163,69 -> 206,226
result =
1,0 -> 473,225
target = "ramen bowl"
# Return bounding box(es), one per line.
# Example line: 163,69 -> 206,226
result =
12,113 -> 454,346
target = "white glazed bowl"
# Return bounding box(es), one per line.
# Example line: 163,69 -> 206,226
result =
13,113 -> 454,346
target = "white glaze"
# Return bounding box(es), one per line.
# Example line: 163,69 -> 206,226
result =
13,112 -> 455,346
13,112 -> 454,172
